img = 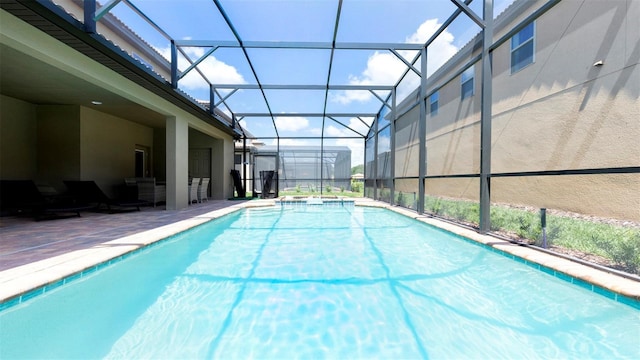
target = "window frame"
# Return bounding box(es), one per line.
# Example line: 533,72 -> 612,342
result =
429,91 -> 439,116
510,21 -> 535,74
460,66 -> 475,100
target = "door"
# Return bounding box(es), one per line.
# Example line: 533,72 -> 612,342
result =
135,145 -> 150,177
189,148 -> 211,196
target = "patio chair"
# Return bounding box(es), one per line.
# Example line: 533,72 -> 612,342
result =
133,178 -> 166,207
198,177 -> 209,202
189,178 -> 200,204
63,180 -> 146,212
0,180 -> 92,220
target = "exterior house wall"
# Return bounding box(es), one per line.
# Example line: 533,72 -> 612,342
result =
80,106 -> 154,196
36,105 -> 81,192
0,95 -> 38,180
185,129 -> 233,200
153,128 -> 167,182
220,137 -> 234,199
390,0 -> 639,221
0,96 -> 156,198
1,7 -> 237,207
3,102 -> 157,197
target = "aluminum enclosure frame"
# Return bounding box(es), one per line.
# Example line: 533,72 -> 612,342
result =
76,0 -> 511,231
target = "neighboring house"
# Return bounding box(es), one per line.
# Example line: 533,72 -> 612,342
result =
234,143 -> 352,194
368,0 -> 639,221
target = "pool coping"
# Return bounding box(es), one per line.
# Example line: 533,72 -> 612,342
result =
371,203 -> 640,304
1,198 -> 638,307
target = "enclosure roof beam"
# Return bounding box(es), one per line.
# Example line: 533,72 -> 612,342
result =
173,40 -> 425,51
450,0 -> 485,28
213,84 -> 394,91
235,113 -> 378,118
327,116 -> 366,138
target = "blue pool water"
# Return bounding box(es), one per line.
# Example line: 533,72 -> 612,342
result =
1,206 -> 638,359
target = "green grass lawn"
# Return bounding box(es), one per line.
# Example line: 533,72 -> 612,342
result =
417,195 -> 640,275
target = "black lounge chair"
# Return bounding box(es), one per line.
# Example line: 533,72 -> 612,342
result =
230,169 -> 246,198
0,180 -> 92,220
259,170 -> 276,199
63,180 -> 147,213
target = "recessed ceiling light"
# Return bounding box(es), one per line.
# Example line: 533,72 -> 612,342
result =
91,100 -> 102,105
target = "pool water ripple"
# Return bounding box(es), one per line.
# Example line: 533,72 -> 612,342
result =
0,206 -> 638,359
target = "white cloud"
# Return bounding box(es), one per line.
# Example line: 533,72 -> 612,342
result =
348,117 -> 373,136
274,116 -> 309,132
158,45 -> 246,90
325,125 -> 346,137
323,117 -> 372,166
270,138 -> 311,147
331,51 -> 406,105
378,133 -> 391,150
332,18 -> 458,105
410,19 -> 458,76
326,118 -> 370,137
334,138 -> 364,167
238,116 -> 320,137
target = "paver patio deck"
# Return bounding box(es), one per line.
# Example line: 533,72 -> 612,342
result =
0,200 -> 251,271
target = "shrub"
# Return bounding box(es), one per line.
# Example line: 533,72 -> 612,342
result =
422,196 -> 640,274
591,231 -> 640,273
351,181 -> 362,193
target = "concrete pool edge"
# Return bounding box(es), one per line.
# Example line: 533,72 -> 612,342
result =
0,200 -> 275,304
1,198 -> 638,307
363,202 -> 640,303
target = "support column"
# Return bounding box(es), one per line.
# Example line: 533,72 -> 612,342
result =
417,46 -> 428,214
83,0 -> 96,33
170,41 -> 178,89
166,116 -> 189,210
479,0 -> 494,233
373,117 -> 378,200
243,136 -> 247,193
389,89 -> 396,205
210,85 -> 216,116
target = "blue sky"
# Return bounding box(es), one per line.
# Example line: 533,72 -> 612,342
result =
108,0 -> 515,166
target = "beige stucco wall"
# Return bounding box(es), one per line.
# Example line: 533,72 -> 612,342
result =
1,8 -> 236,207
36,105 -> 81,191
80,106 -> 154,196
391,0 -> 640,221
189,128 -> 230,200
394,106 -> 421,179
153,128 -> 167,182
1,101 -> 157,196
0,95 -> 38,180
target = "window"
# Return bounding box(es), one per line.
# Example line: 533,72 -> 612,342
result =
429,92 -> 439,116
511,21 -> 535,73
461,67 -> 474,100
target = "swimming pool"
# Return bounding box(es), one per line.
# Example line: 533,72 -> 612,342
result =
1,205 -> 638,359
